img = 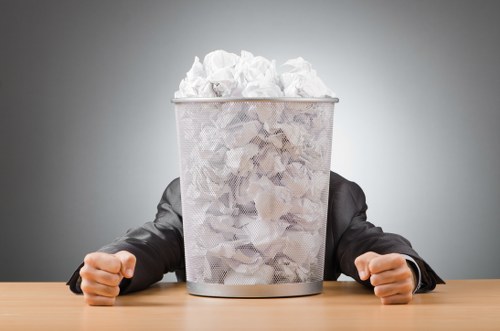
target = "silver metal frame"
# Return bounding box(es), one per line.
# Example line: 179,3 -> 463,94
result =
172,97 -> 339,104
174,97 -> 335,298
187,281 -> 323,298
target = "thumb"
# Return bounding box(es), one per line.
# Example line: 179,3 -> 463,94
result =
114,251 -> 136,279
354,251 -> 379,281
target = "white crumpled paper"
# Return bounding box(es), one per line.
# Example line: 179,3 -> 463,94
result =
175,50 -> 335,99
176,50 -> 335,286
280,57 -> 335,98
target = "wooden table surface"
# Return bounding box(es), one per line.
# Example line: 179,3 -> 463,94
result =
1,280 -> 499,331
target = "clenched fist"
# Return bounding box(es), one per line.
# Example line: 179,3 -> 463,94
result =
355,252 -> 416,305
79,251 -> 136,306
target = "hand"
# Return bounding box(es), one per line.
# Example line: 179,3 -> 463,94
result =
354,252 -> 416,305
79,251 -> 136,306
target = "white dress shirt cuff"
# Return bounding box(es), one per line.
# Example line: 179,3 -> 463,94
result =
401,254 -> 422,293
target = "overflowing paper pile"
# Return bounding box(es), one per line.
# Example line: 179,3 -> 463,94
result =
175,50 -> 335,285
175,50 -> 335,98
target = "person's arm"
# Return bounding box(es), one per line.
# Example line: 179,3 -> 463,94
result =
327,172 -> 444,293
67,178 -> 185,295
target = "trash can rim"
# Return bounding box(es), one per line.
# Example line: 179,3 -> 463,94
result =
171,97 -> 339,104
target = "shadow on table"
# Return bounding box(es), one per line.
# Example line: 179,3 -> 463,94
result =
114,282 -> 182,307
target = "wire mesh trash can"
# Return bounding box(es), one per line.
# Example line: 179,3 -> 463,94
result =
172,97 -> 339,297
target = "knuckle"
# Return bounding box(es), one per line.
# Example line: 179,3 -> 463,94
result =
81,281 -> 119,301
103,284 -> 120,297
403,281 -> 414,293
398,293 -> 412,304
355,252 -> 374,264
103,285 -> 119,297
110,286 -> 121,297
105,297 -> 116,306
83,253 -> 95,266
402,268 -> 412,280
84,294 -> 115,306
354,255 -> 363,267
124,252 -> 136,263
80,267 -> 102,284
108,258 -> 121,273
107,273 -> 122,286
381,293 -> 412,305
381,297 -> 392,305
373,286 -> 383,298
391,253 -> 405,265
80,281 -> 92,294
79,266 -> 89,278
80,265 -> 96,279
368,260 -> 379,273
370,274 -> 379,286
83,294 -> 93,304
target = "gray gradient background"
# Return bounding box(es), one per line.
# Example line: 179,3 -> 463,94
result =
1,0 -> 499,282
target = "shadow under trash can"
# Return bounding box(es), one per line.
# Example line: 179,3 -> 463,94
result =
172,97 -> 339,297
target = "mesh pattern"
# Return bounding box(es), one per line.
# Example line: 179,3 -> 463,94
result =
174,100 -> 334,286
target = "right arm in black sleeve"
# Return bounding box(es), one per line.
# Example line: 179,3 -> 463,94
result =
67,178 -> 185,294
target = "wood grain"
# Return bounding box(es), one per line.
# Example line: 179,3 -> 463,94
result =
0,280 -> 499,331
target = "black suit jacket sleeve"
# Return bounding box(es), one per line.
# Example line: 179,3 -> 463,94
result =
67,178 -> 186,295
324,172 -> 444,292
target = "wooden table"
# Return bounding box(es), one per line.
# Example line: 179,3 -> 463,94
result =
1,280 -> 499,330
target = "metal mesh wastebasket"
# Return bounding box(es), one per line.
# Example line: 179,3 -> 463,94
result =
172,97 -> 338,297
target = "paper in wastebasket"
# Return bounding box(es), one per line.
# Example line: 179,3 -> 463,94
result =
175,50 -> 335,285
175,50 -> 335,98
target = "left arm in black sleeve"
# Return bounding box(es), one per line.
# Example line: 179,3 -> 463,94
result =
326,172 -> 444,292
67,178 -> 185,295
